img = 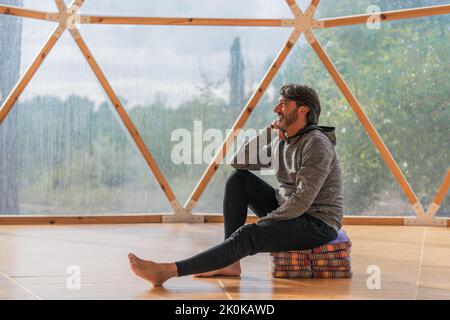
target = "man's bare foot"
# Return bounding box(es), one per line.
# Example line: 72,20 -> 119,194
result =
128,253 -> 178,286
194,261 -> 242,278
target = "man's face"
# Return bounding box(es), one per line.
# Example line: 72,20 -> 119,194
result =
273,97 -> 298,130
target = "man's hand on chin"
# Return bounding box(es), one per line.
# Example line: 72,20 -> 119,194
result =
270,120 -> 287,141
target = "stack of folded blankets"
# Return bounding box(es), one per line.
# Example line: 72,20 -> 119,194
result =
270,229 -> 352,279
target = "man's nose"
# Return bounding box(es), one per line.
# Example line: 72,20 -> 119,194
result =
273,103 -> 280,113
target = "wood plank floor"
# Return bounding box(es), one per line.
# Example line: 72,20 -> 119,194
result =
0,223 -> 449,300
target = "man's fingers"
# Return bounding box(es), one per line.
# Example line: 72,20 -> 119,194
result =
269,120 -> 287,140
271,120 -> 280,129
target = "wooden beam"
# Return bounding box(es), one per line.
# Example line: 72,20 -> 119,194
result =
54,0 -> 66,14
0,25 -> 63,125
0,4 -> 50,21
81,16 -> 289,27
0,215 -> 162,225
2,214 -> 447,227
304,29 -> 423,216
316,4 -> 450,29
71,0 -> 85,8
67,28 -> 181,211
184,29 -> 300,211
342,216 -> 405,226
433,170 -> 450,206
285,0 -> 297,6
427,169 -> 450,217
202,215 -> 449,226
305,0 -> 321,18
285,0 -> 303,18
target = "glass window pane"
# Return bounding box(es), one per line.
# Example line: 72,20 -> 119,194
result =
313,15 -> 449,215
0,15 -> 55,88
79,24 -> 291,205
197,38 -> 418,216
1,14 -> 54,214
1,32 -> 171,215
436,192 -> 449,217
2,0 -> 447,218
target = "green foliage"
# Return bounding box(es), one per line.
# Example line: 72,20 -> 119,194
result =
273,0 -> 450,214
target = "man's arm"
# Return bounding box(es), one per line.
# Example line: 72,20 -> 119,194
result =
257,135 -> 334,222
230,126 -> 278,171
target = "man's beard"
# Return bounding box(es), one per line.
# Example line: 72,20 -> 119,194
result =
277,109 -> 298,130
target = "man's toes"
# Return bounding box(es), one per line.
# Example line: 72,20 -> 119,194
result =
130,254 -> 144,263
134,256 -> 145,264
131,258 -> 140,266
130,263 -> 140,274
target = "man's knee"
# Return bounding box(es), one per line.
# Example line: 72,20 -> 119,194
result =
229,223 -> 259,255
226,170 -> 252,189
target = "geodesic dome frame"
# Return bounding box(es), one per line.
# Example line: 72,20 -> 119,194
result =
1,0 -> 449,226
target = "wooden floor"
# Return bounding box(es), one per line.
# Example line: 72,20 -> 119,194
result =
0,223 -> 449,300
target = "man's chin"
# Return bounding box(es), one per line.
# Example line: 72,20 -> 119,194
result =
277,121 -> 286,130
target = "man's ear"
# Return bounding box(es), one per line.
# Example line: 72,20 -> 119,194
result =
298,105 -> 309,115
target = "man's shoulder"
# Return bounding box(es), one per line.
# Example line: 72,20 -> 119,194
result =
301,129 -> 334,149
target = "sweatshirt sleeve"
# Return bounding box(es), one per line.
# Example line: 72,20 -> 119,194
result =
229,126 -> 277,171
257,135 -> 334,223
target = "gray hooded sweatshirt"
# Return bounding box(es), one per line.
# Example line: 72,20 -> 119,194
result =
231,124 -> 343,232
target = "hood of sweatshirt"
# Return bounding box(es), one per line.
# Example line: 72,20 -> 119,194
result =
287,124 -> 337,146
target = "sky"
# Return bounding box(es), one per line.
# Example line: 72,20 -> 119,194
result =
5,0 -> 314,108
7,0 -> 446,146
9,0 -> 441,108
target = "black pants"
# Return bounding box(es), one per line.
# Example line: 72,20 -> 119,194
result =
175,170 -> 338,276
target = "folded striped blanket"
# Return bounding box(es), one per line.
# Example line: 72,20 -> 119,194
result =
312,271 -> 353,278
312,242 -> 351,254
311,258 -> 351,267
312,266 -> 351,272
271,264 -> 312,271
272,270 -> 312,278
272,270 -> 353,279
269,257 -> 311,266
269,230 -> 353,279
272,271 -> 353,279
271,258 -> 352,268
269,252 -> 309,259
308,249 -> 350,260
